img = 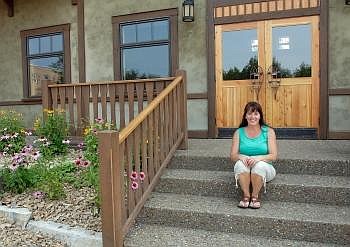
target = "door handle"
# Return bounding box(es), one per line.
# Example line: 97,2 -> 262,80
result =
267,65 -> 281,99
249,65 -> 264,100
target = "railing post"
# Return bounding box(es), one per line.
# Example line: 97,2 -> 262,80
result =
98,131 -> 124,247
176,70 -> 188,150
41,80 -> 53,118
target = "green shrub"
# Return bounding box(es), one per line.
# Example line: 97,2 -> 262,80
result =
0,110 -> 26,154
34,109 -> 69,158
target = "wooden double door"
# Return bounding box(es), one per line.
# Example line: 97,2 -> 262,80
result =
215,16 -> 319,129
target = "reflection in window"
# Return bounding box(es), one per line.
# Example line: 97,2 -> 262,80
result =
26,33 -> 65,97
222,29 -> 258,80
29,56 -> 63,97
272,24 -> 312,78
120,19 -> 170,79
122,45 -> 169,79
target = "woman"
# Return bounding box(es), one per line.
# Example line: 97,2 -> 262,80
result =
230,101 -> 277,209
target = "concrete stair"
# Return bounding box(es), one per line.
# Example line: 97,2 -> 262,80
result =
125,140 -> 350,246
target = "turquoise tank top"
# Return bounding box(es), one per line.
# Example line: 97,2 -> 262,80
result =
239,125 -> 269,156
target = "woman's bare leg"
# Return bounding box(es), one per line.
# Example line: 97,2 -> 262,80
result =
251,173 -> 263,198
238,172 -> 251,197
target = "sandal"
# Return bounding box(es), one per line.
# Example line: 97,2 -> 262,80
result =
249,197 -> 261,209
238,196 -> 250,208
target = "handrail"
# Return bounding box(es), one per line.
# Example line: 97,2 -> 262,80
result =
47,77 -> 176,88
97,70 -> 188,247
119,76 -> 182,143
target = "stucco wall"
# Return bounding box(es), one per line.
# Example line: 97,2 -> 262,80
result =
84,0 -> 208,130
0,0 -> 78,127
329,1 -> 350,132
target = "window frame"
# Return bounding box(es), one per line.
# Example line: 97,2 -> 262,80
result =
112,9 -> 178,80
21,24 -> 71,99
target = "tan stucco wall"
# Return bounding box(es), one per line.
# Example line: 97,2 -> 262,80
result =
329,1 -> 350,132
0,0 -> 78,102
0,0 -> 78,127
84,0 -> 208,130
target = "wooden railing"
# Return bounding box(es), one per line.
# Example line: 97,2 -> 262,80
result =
97,70 -> 188,247
42,77 -> 176,135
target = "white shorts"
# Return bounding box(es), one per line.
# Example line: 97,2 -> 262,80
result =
233,160 -> 276,193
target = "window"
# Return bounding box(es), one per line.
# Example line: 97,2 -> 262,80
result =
112,9 -> 178,80
21,24 -> 71,98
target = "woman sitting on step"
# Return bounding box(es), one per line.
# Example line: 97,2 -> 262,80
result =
230,101 -> 277,209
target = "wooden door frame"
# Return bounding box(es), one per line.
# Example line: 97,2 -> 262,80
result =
207,0 -> 329,139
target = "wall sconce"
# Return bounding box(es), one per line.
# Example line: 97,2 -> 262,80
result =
346,0 -> 350,5
182,0 -> 194,22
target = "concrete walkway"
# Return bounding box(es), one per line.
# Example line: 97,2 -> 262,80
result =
176,139 -> 350,161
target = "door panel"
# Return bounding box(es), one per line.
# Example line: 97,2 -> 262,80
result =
215,16 -> 319,130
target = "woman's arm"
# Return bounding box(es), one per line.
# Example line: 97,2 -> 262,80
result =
252,127 -> 278,163
230,130 -> 249,163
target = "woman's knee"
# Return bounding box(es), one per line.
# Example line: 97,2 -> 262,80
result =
234,160 -> 249,175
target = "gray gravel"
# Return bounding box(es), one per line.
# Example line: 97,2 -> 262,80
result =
0,185 -> 101,246
0,214 -> 65,247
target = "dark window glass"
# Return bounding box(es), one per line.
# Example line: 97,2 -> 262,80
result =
121,24 -> 136,44
29,56 -> 64,97
122,45 -> 169,79
272,24 -> 312,78
222,28 -> 258,80
28,38 -> 39,55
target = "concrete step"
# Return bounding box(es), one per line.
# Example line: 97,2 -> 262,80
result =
138,192 -> 350,245
170,156 -> 350,176
125,223 -> 339,247
156,169 -> 350,206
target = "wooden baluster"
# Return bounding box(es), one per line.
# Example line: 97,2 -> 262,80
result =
127,84 -> 135,124
109,84 -> 117,128
91,85 -> 99,121
66,86 -> 75,135
117,84 -> 125,129
100,84 -> 108,122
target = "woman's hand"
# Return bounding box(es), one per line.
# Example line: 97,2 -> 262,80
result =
242,157 -> 257,167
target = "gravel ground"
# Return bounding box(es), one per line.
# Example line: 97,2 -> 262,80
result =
0,214 -> 66,247
0,182 -> 102,246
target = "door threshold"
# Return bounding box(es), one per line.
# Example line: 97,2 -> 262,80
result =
218,128 -> 318,139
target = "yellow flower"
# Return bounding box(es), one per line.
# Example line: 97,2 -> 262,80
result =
84,127 -> 91,136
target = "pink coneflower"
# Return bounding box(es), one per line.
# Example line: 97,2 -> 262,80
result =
43,141 -> 50,147
32,191 -> 44,199
9,163 -> 18,171
130,171 -> 138,181
95,117 -> 104,124
81,160 -> 91,168
74,158 -> 82,166
32,151 -> 40,160
24,131 -> 32,136
139,172 -> 146,181
131,181 -> 139,190
62,139 -> 70,144
77,142 -> 84,149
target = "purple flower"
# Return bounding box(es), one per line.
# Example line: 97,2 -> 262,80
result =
9,163 -> 18,171
32,151 -> 40,160
62,139 -> 70,144
131,181 -> 139,190
139,172 -> 146,181
95,117 -> 104,124
32,191 -> 44,199
77,142 -> 84,149
81,160 -> 91,168
130,171 -> 138,181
